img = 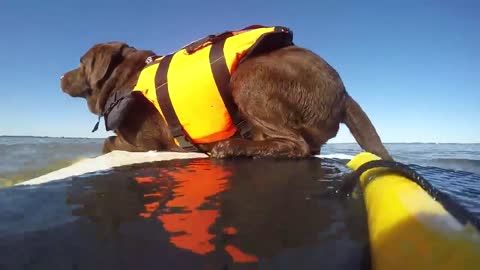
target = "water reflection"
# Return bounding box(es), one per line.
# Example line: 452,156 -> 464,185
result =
66,158 -> 368,268
144,160 -> 231,256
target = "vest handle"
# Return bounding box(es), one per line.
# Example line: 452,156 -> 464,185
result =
183,31 -> 233,54
183,25 -> 269,55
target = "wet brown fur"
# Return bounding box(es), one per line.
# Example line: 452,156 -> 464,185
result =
61,41 -> 392,160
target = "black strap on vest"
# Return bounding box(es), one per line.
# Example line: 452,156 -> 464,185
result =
154,39 -> 248,152
154,26 -> 294,151
154,54 -> 198,152
209,39 -> 243,126
207,26 -> 293,137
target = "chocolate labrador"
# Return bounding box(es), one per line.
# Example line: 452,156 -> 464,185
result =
61,36 -> 391,160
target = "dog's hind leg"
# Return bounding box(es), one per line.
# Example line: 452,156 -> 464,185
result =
210,120 -> 310,158
210,137 -> 310,159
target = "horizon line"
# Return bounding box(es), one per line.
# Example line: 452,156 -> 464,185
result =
1,135 -> 479,144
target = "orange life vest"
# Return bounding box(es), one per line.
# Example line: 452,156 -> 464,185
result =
132,25 -> 293,150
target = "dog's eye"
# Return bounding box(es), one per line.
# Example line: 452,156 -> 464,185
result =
80,56 -> 85,65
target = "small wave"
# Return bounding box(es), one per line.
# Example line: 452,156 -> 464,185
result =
0,137 -> 103,186
429,158 -> 480,175
0,159 -> 81,188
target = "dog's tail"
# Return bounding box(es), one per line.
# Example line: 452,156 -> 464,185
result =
343,94 -> 393,160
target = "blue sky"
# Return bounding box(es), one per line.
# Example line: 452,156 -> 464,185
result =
0,0 -> 478,143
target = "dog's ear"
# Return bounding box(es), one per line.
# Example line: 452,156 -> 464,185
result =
85,42 -> 127,87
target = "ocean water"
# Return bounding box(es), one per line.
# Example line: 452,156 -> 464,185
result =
0,157 -> 371,269
0,136 -> 479,269
0,136 -> 103,186
1,136 -> 480,215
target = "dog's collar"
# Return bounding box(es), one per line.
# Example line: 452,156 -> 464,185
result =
91,90 -> 134,133
91,54 -> 158,133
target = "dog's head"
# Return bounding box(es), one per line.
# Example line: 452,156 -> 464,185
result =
61,42 -> 154,115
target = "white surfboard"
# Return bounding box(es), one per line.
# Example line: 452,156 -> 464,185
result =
18,151 -> 208,186
17,151 -> 353,186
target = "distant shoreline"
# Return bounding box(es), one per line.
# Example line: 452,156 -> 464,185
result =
1,135 -> 478,144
